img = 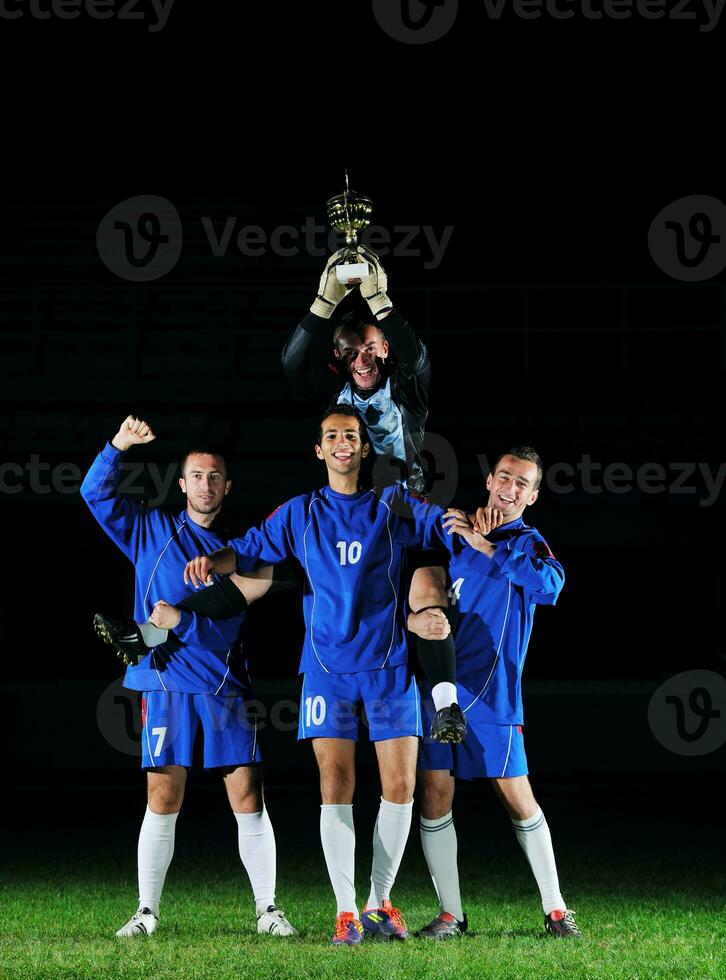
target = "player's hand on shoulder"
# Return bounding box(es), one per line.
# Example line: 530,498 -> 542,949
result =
111,415 -> 156,452
406,607 -> 451,640
443,507 -> 496,554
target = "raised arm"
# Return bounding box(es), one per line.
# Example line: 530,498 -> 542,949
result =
79,415 -> 156,560
281,250 -> 349,393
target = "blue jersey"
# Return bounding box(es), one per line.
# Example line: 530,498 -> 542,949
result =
80,443 -> 252,696
444,516 -> 564,725
228,484 -> 445,674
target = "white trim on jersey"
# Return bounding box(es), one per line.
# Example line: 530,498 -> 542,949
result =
142,519 -> 187,690
214,648 -> 233,696
462,579 -> 512,713
500,725 -> 514,778
300,675 -> 307,738
377,495 -> 398,670
302,497 -> 330,673
251,709 -> 258,762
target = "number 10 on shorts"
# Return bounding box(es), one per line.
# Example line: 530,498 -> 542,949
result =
305,695 -> 326,727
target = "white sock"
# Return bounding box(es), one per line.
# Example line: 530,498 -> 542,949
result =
511,807 -> 566,914
320,804 -> 357,916
139,622 -> 168,646
234,808 -> 277,915
137,806 -> 179,916
420,810 -> 464,921
365,797 -> 413,910
431,682 -> 458,711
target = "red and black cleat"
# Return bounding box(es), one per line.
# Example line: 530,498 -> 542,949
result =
544,909 -> 582,938
416,911 -> 468,939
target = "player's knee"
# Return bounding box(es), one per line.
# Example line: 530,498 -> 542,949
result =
418,778 -> 452,819
319,764 -> 354,803
148,789 -> 183,814
382,772 -> 415,805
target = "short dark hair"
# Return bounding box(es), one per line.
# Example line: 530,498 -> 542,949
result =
316,403 -> 370,447
492,446 -> 543,489
179,446 -> 230,479
332,309 -> 385,352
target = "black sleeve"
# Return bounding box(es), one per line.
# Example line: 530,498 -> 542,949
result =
380,309 -> 431,384
281,312 -> 341,398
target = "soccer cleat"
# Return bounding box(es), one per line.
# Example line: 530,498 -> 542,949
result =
256,905 -> 299,937
429,703 -> 467,744
361,899 -> 410,940
115,906 -> 159,938
93,613 -> 147,666
416,910 -> 468,939
331,911 -> 364,945
544,909 -> 582,938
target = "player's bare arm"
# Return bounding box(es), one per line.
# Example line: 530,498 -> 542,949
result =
110,415 -> 156,451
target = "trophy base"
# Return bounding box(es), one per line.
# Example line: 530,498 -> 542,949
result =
335,261 -> 369,286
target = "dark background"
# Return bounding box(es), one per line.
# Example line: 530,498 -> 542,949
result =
1,2 -> 724,804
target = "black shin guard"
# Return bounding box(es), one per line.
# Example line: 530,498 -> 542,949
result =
415,606 -> 457,687
177,576 -> 248,620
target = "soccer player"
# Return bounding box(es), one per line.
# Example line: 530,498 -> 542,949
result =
410,448 -> 582,940
182,404 -> 451,945
281,248 -> 464,741
80,415 -> 298,939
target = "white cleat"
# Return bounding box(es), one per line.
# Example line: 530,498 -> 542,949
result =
256,905 -> 299,937
115,906 -> 159,938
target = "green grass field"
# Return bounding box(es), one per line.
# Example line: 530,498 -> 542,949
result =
1,783 -> 724,979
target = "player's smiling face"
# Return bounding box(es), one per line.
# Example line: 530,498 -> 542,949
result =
335,325 -> 389,391
179,454 -> 231,518
486,455 -> 539,521
315,415 -> 370,475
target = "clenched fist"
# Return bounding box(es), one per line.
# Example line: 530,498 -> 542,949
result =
407,607 -> 451,640
111,415 -> 156,452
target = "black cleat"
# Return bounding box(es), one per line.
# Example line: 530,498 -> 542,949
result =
93,613 -> 147,666
429,703 -> 467,743
544,909 -> 582,938
416,911 -> 468,939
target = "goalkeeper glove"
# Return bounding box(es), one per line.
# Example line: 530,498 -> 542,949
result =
310,249 -> 350,319
358,247 -> 393,321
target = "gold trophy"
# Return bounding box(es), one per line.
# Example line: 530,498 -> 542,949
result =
326,171 -> 374,285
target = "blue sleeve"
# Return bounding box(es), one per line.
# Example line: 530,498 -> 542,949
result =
228,500 -> 296,572
399,490 -> 449,551
490,532 -> 565,605
79,443 -> 143,562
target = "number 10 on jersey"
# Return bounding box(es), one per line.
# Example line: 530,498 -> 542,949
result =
336,540 -> 362,565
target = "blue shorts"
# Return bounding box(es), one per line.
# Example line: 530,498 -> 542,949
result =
419,695 -> 528,779
298,665 -> 422,742
141,691 -> 262,770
